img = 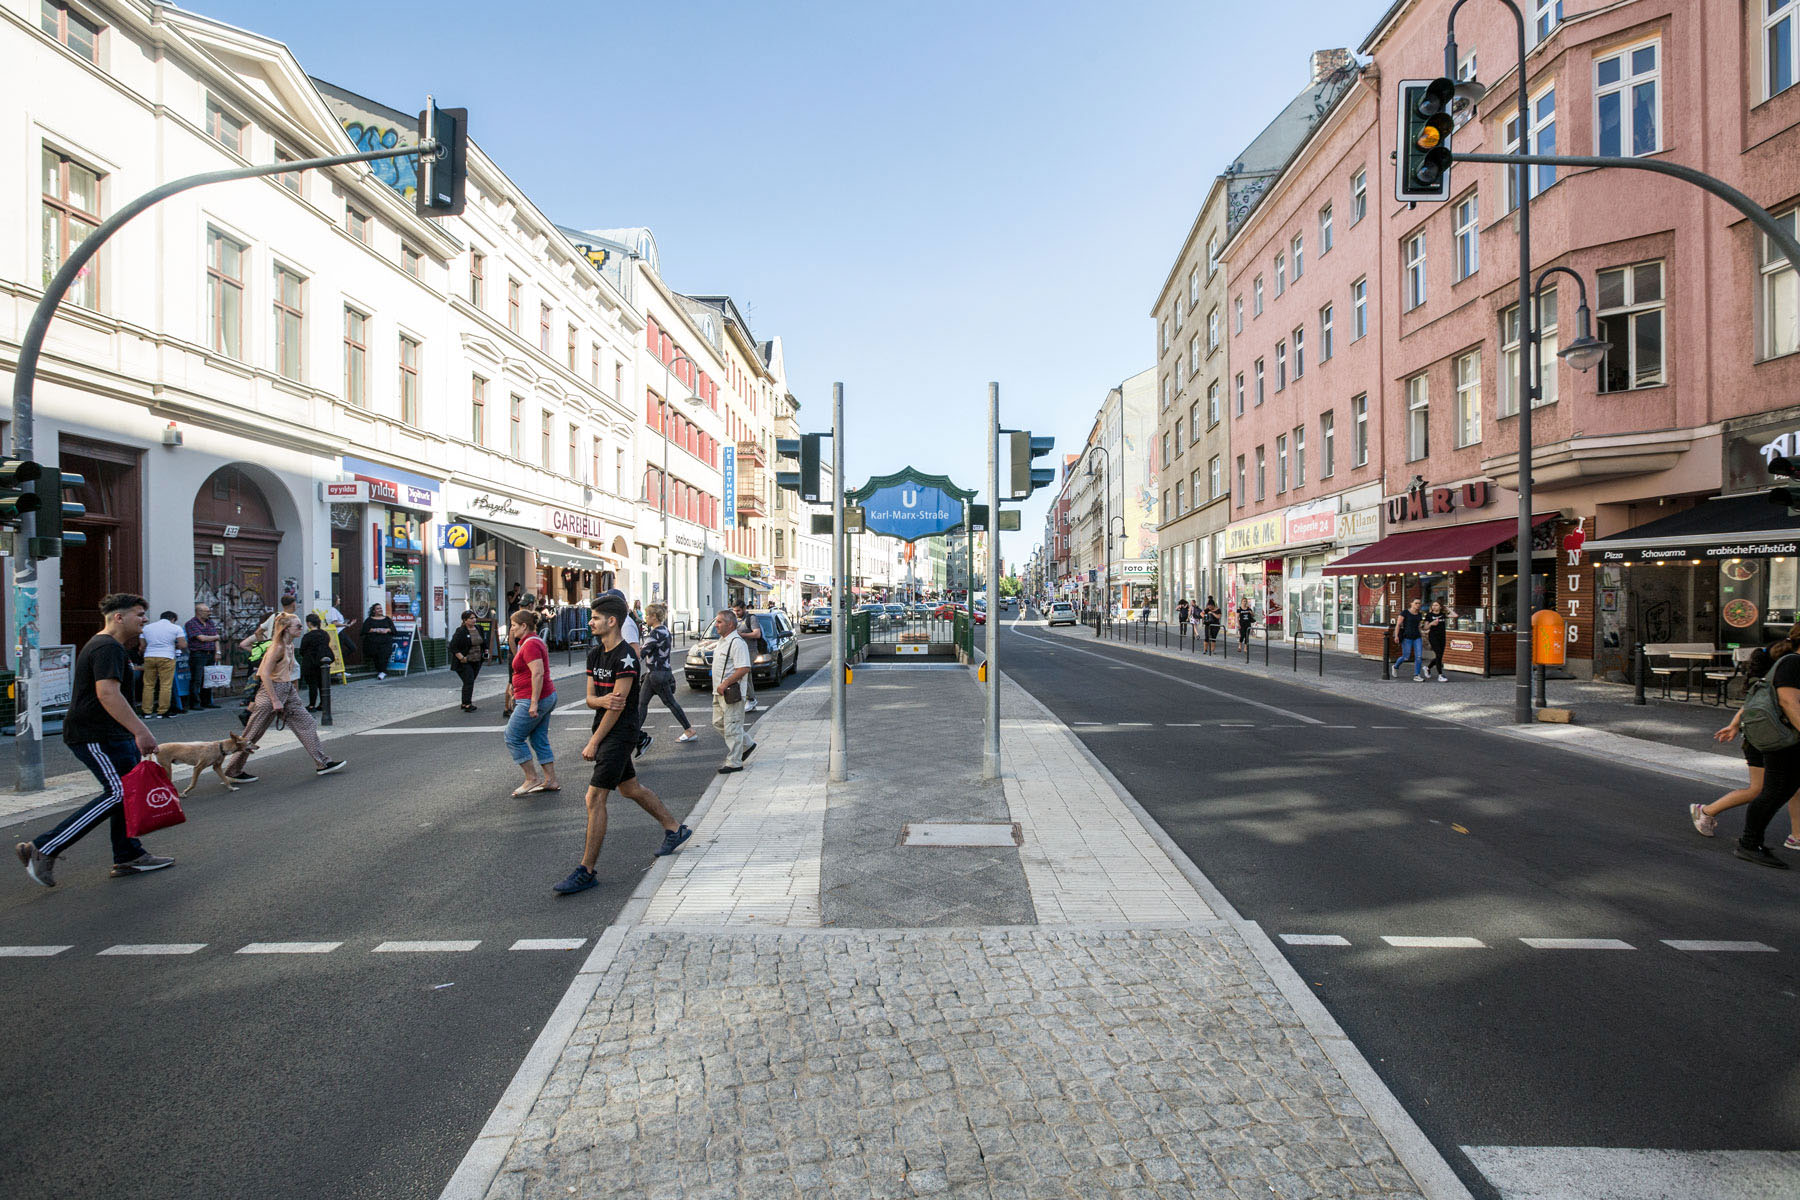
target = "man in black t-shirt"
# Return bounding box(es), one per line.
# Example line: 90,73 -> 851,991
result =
552,595 -> 691,895
16,593 -> 174,887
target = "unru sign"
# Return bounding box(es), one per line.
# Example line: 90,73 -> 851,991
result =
1386,481 -> 1492,524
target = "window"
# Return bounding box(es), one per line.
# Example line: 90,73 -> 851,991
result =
41,1 -> 101,62
1161,432 -> 1171,467
1207,381 -> 1220,426
1276,434 -> 1289,494
1404,233 -> 1427,310
509,394 -> 522,457
591,435 -> 602,485
1253,276 -> 1264,315
1351,168 -> 1367,225
1275,253 -> 1286,297
205,98 -> 246,156
469,250 -> 485,306
1505,88 -> 1557,209
1254,358 -> 1266,405
1500,290 -> 1558,415
1174,480 -> 1185,515
1295,425 -> 1306,488
1275,341 -> 1287,391
541,410 -> 553,468
1763,210 -> 1799,359
401,244 -> 423,278
1292,234 -> 1304,279
1769,0 -> 1798,99
1234,297 -> 1244,333
1189,266 -> 1200,306
343,308 -> 367,405
1189,400 -> 1201,443
567,423 -> 579,478
1320,204 -> 1334,255
273,266 -> 304,380
507,278 -> 521,332
471,376 -> 487,444
1161,318 -> 1170,352
539,303 -> 552,353
1406,374 -> 1429,462
206,228 -> 244,357
1320,304 -> 1335,362
1353,394 -> 1369,466
1455,350 -> 1482,447
1173,418 -> 1184,457
567,324 -> 578,371
1207,307 -> 1220,353
1596,42 -> 1660,158
274,146 -> 302,194
1234,373 -> 1246,416
1454,193 -> 1479,280
1209,456 -> 1222,500
1530,0 -> 1563,46
41,148 -> 100,310
1293,327 -> 1305,379
1321,411 -> 1336,478
1173,297 -> 1183,334
398,335 -> 420,425
346,206 -> 371,244
1352,278 -> 1368,339
592,343 -> 601,386
1189,335 -> 1200,374
1236,455 -> 1247,505
1254,447 -> 1266,501
1161,376 -> 1172,411
1597,261 -> 1665,392
1207,235 -> 1222,278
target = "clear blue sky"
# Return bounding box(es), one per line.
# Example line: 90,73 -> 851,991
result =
194,0 -> 1382,570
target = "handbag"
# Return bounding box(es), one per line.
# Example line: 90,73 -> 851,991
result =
722,681 -> 743,705
202,664 -> 234,688
122,759 -> 187,838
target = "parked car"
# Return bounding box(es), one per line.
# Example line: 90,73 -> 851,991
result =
883,604 -> 907,625
684,609 -> 800,690
799,606 -> 832,633
932,602 -> 959,620
1047,601 -> 1077,627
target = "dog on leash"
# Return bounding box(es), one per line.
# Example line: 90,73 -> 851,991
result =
155,732 -> 252,796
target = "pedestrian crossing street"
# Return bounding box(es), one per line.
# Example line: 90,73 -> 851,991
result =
1280,933 -> 1779,953
0,938 -> 589,957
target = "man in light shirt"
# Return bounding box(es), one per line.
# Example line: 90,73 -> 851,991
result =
138,610 -> 187,719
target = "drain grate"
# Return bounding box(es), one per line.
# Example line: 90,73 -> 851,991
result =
899,822 -> 1022,847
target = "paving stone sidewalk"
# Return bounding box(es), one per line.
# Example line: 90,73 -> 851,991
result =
467,668 -> 1449,1200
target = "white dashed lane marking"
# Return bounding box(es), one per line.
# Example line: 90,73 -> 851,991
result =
1382,935 -> 1487,949
98,943 -> 206,956
509,938 -> 587,951
1520,938 -> 1635,950
1279,935 -> 1784,954
1280,934 -> 1352,946
1662,939 -> 1777,953
237,942 -> 344,955
373,940 -> 481,953
0,945 -> 71,957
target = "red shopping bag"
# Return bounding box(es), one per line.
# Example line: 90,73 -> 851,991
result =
122,759 -> 186,838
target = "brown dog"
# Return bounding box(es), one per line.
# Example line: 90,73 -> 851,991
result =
155,732 -> 252,796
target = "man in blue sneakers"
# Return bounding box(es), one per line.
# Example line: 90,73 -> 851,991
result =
554,595 -> 690,895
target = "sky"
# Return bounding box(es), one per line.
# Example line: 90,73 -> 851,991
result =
193,0 -> 1384,572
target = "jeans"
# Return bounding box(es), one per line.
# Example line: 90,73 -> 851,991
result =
143,657 -> 176,715
454,661 -> 481,707
505,690 -> 557,764
1742,742 -> 1800,849
639,669 -> 691,730
1393,637 -> 1426,676
188,650 -> 214,707
36,738 -> 145,863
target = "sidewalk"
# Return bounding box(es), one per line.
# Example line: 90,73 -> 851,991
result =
448,666 -> 1466,1200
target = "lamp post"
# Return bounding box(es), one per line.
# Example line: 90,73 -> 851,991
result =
657,348 -> 704,625
1084,443 -> 1110,619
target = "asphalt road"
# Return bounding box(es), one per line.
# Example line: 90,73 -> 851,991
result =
1003,615 -> 1800,1198
0,634 -> 828,1200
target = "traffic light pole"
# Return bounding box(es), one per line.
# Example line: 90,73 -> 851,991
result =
983,383 -> 1001,781
8,139 -> 435,792
829,383 -> 846,784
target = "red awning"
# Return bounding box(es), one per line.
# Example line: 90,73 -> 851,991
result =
1322,513 -> 1557,576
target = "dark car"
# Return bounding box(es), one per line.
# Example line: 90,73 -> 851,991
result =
684,610 -> 800,690
799,606 -> 832,633
883,603 -> 907,625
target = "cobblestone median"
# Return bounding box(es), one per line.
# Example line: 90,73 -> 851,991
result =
487,925 -> 1425,1200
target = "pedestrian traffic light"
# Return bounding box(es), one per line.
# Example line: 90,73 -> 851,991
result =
415,101 -> 468,217
1396,78 -> 1456,202
29,468 -> 85,558
1768,455 -> 1800,514
0,459 -> 42,528
1007,431 -> 1055,500
775,433 -> 824,502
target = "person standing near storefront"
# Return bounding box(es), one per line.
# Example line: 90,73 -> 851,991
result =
1424,601 -> 1451,683
1235,597 -> 1254,649
1177,597 -> 1191,637
449,610 -> 486,712
298,614 -> 334,712
184,603 -> 221,709
138,610 -> 187,719
1391,599 -> 1428,682
360,603 -> 397,680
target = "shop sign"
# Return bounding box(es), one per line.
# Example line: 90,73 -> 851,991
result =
1449,636 -> 1477,653
1337,507 -> 1379,545
322,480 -> 368,503
1385,479 -> 1493,524
671,533 -> 706,552
464,492 -> 529,523
545,505 -> 608,541
355,474 -> 402,504
1596,540 -> 1800,564
1284,501 -> 1337,546
1112,559 -> 1156,579
439,523 -> 473,550
723,445 -> 738,530
404,484 -> 434,508
1224,514 -> 1283,557
1724,409 -> 1800,494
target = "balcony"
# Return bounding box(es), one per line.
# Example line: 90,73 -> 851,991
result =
736,491 -> 767,518
736,439 -> 766,468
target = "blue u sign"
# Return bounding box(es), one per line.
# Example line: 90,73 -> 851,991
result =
862,484 -> 962,542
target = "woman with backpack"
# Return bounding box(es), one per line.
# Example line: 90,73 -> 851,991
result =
1696,638 -> 1800,864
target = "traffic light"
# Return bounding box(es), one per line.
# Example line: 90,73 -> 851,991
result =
774,433 -> 824,502
1769,456 -> 1800,514
0,459 -> 42,527
30,468 -> 85,558
1007,431 -> 1055,499
1396,78 -> 1456,202
415,101 -> 468,217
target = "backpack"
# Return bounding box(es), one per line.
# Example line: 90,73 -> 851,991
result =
1740,677 -> 1800,753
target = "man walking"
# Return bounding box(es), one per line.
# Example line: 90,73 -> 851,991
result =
553,594 -> 691,895
184,603 -> 222,708
16,593 -> 173,886
711,609 -> 756,774
139,609 -> 187,718
731,600 -> 762,712
1391,598 -> 1428,682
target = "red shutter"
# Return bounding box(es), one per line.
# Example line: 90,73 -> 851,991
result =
645,318 -> 659,352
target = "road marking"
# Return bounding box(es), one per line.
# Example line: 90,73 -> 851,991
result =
0,945 -> 72,957
1662,939 -> 1777,953
360,727 -> 505,736
237,941 -> 344,954
1322,724 -> 1356,728
98,943 -> 206,955
1381,935 -> 1486,949
510,938 -> 587,951
1166,722 -> 1207,727
1116,722 -> 1153,727
1218,722 -> 1256,726
1521,937 -> 1635,950
1462,1145 -> 1800,1200
1008,628 -> 1324,725
1281,934 -> 1351,946
373,940 -> 481,953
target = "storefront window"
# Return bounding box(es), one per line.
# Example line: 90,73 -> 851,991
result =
1494,569 -> 1553,632
1720,557 -> 1798,644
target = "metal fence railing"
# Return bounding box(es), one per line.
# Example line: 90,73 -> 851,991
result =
864,613 -> 959,646
847,611 -> 872,659
954,612 -> 974,659
1089,616 -> 1327,676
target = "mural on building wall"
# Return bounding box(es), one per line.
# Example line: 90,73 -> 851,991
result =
341,120 -> 417,200
1125,426 -> 1158,558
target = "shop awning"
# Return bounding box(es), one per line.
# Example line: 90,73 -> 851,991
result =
1587,495 -> 1800,563
730,577 -> 772,595
1322,513 -> 1556,576
468,521 -> 604,571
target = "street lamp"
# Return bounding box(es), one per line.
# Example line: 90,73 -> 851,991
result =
1536,266 -> 1610,375
657,348 -> 705,622
1084,442 -> 1129,620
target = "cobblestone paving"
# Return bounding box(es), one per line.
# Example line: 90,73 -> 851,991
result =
486,925 -> 1425,1199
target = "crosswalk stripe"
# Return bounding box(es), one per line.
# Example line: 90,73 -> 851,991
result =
1662,939 -> 1777,953
98,943 -> 205,955
1381,935 -> 1486,949
373,940 -> 480,952
237,942 -> 344,955
509,938 -> 587,951
0,945 -> 72,957
1281,934 -> 1351,946
1520,938 -> 1635,950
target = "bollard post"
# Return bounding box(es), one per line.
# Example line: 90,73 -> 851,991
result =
1293,634 -> 1299,673
1537,662 -> 1548,708
1381,629 -> 1392,680
1634,643 -> 1647,705
319,657 -> 333,728
1317,633 -> 1324,677
1263,625 -> 1270,666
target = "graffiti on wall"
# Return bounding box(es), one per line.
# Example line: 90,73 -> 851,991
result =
341,121 -> 417,200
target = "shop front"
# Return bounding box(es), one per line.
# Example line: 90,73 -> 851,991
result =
1111,559 -> 1157,616
1326,505 -> 1380,650
726,556 -> 772,607
332,461 -> 443,663
1280,500 -> 1338,639
1220,514 -> 1283,630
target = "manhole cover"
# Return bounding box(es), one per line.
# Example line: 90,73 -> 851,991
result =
900,822 -> 1022,847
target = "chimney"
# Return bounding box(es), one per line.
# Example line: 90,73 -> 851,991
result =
1311,48 -> 1353,84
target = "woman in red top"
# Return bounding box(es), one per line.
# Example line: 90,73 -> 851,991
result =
504,609 -> 560,796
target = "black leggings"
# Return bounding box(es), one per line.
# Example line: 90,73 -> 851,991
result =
1743,744 -> 1800,849
454,661 -> 480,706
638,669 -> 691,730
1428,635 -> 1447,674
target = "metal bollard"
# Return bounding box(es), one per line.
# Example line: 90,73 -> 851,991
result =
319,660 -> 333,728
1634,643 -> 1647,705
1263,625 -> 1270,666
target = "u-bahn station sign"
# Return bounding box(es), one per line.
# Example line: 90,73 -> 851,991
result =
850,468 -> 976,543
